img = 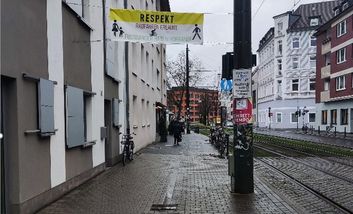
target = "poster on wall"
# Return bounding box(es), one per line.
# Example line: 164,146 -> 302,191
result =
109,9 -> 204,44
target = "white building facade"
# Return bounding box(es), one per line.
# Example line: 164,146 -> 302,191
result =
255,2 -> 338,129
106,0 -> 168,153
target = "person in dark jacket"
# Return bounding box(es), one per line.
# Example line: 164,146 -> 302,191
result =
172,120 -> 182,145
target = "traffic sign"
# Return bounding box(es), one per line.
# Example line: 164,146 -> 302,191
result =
233,69 -> 252,98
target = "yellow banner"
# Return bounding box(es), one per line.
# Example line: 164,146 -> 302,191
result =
109,9 -> 204,25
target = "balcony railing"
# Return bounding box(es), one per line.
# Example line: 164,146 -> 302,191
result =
320,90 -> 330,102
321,40 -> 331,55
321,65 -> 331,79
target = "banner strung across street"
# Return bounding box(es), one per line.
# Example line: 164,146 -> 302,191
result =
109,9 -> 204,44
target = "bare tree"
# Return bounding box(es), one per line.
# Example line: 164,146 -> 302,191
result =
166,51 -> 203,119
198,92 -> 219,125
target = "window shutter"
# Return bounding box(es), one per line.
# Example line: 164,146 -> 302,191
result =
64,0 -> 83,17
113,98 -> 119,127
66,86 -> 85,148
38,79 -> 55,136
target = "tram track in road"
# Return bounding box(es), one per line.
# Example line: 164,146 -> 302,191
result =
255,157 -> 353,214
256,140 -> 353,168
254,145 -> 353,213
254,143 -> 353,184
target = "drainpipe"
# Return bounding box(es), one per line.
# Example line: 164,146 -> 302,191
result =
102,0 -> 107,76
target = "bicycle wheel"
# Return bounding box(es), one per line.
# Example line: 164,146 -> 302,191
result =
129,149 -> 134,161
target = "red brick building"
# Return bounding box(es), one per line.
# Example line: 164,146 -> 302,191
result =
315,0 -> 353,133
167,87 -> 220,123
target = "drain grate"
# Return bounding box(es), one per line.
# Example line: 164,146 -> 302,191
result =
150,204 -> 178,211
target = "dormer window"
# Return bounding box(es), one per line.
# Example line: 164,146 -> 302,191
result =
343,2 -> 349,11
334,8 -> 340,16
310,17 -> 319,26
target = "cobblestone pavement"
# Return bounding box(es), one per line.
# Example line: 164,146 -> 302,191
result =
39,134 -> 298,214
255,128 -> 353,149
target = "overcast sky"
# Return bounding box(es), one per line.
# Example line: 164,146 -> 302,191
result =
167,0 -> 335,87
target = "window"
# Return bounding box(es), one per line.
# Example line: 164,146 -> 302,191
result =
336,75 -> 346,91
278,40 -> 283,55
325,53 -> 331,66
277,59 -> 282,72
337,20 -> 347,37
292,57 -> 299,69
322,110 -> 328,124
292,37 -> 300,49
309,78 -> 315,91
292,79 -> 299,91
291,113 -> 298,123
310,56 -> 316,68
310,36 -> 317,47
310,18 -> 319,26
276,113 -> 282,123
278,22 -> 283,31
277,80 -> 282,93
343,2 -> 349,10
337,48 -> 346,64
324,79 -> 330,91
331,109 -> 337,125
309,113 -> 316,123
334,8 -> 340,16
341,109 -> 348,125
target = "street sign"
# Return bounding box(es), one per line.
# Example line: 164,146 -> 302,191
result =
233,98 -> 253,125
233,69 -> 251,98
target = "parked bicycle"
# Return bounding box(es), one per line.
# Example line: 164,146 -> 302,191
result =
121,133 -> 135,166
326,125 -> 335,136
302,123 -> 309,134
209,127 -> 229,158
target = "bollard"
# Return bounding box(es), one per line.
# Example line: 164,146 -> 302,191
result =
318,126 -> 320,135
334,127 -> 337,136
344,127 -> 347,138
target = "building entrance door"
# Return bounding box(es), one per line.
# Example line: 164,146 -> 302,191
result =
104,100 -> 112,166
1,76 -> 18,213
1,91 -> 4,214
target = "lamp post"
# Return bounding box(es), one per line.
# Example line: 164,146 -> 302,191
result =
186,44 -> 191,134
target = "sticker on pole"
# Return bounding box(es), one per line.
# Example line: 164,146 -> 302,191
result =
233,69 -> 251,98
109,9 -> 204,44
233,98 -> 253,125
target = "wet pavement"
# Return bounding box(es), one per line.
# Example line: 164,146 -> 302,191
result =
255,128 -> 353,149
38,133 -> 298,214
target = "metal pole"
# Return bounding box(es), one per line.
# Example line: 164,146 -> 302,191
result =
232,0 -> 254,194
186,44 -> 191,134
124,0 -> 130,136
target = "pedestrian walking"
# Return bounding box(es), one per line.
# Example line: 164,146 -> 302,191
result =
172,120 -> 183,145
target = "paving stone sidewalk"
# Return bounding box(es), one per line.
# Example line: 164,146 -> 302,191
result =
39,133 -> 297,214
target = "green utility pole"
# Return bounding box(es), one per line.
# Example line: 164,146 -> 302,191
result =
231,0 -> 254,194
